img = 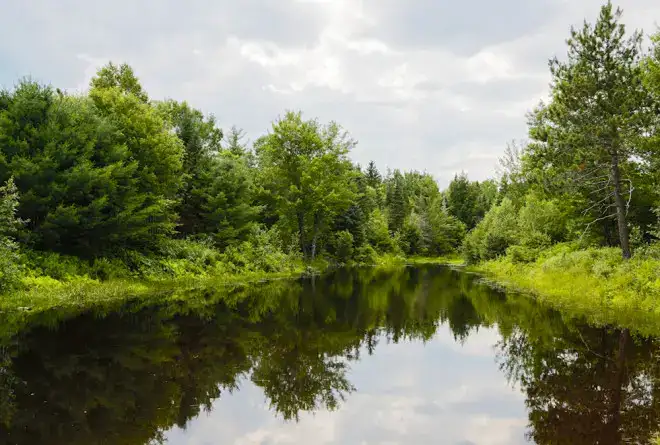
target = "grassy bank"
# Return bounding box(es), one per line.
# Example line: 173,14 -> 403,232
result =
471,243 -> 660,333
0,245 -> 455,315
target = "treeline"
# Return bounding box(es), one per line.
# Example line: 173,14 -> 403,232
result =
458,3 -> 660,265
0,64 -> 468,291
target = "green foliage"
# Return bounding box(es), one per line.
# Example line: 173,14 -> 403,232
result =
202,155 -> 262,248
221,226 -> 299,274
463,198 -> 519,263
517,194 -> 567,245
327,230 -> 354,264
89,62 -> 149,102
426,199 -> 466,255
0,178 -> 23,291
255,111 -> 357,260
353,244 -> 378,265
475,242 -> 660,328
386,170 -> 407,233
0,70 -> 184,257
365,209 -> 393,253
526,3 -> 654,258
365,160 -> 382,188
400,213 -> 424,255
156,99 -> 222,235
463,193 -> 569,264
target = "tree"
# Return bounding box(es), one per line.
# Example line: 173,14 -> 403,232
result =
254,111 -> 357,260
157,100 -> 220,237
426,197 -> 466,254
89,62 -> 149,103
386,170 -> 407,233
201,155 -> 262,248
0,178 -> 23,290
0,78 -> 181,256
365,160 -> 382,188
223,125 -> 249,157
446,172 -> 479,229
531,3 -> 653,259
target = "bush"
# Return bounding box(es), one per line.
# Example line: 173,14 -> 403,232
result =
462,198 -> 519,263
506,245 -> 542,264
221,226 -> 298,274
354,245 -> 378,265
518,194 -> 567,243
22,251 -> 90,281
328,230 -> 354,264
366,209 -> 394,253
463,194 -> 570,264
427,210 -> 466,255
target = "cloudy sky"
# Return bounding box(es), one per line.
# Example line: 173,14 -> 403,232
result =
2,1 -> 660,187
164,326 -> 529,445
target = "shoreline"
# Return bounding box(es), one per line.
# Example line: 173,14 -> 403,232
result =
0,255 -> 463,315
468,247 -> 660,336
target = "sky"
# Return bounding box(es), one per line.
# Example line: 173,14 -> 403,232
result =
2,0 -> 660,187
163,326 -> 529,445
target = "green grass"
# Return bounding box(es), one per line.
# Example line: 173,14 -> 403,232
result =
406,254 -> 464,266
471,243 -> 660,335
0,267 -> 306,314
0,251 -> 457,317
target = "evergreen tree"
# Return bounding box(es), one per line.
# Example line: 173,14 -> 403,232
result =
528,2 -> 654,259
386,170 -> 407,234
446,172 -> 479,229
0,77 -> 181,255
157,100 -> 222,237
365,160 -> 382,188
224,125 -> 249,157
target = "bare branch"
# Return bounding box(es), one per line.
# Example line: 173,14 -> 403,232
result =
623,178 -> 634,215
579,213 -> 617,241
582,192 -> 615,216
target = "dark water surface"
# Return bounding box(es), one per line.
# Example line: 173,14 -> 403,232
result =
1,265 -> 660,444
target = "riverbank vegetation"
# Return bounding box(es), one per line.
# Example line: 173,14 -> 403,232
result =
452,3 -> 660,320
4,1 -> 660,321
0,63 -> 467,308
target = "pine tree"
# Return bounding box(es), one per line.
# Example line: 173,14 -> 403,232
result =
365,160 -> 382,188
387,171 -> 407,234
530,2 -> 653,259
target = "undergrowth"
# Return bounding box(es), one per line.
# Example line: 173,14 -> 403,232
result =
473,242 -> 660,332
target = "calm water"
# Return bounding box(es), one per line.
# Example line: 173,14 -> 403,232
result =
1,265 -> 659,444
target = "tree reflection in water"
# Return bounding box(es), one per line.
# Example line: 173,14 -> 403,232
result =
1,265 -> 660,444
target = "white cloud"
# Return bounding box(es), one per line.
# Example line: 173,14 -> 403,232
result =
2,0 -> 660,188
163,327 -> 527,444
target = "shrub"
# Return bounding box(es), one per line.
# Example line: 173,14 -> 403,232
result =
506,245 -> 542,264
354,245 -> 378,265
462,198 -> 519,263
518,194 -> 567,243
366,209 -> 394,253
0,178 -> 23,291
222,226 -> 298,274
328,230 -> 354,264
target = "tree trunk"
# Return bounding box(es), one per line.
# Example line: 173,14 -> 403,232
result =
310,213 -> 320,261
297,212 -> 307,260
610,152 -> 631,259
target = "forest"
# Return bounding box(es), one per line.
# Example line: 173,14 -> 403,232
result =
2,2 -> 660,315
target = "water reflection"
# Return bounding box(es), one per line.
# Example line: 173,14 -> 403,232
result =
1,265 -> 659,444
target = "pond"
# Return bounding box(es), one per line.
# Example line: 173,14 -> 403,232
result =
1,265 -> 659,444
